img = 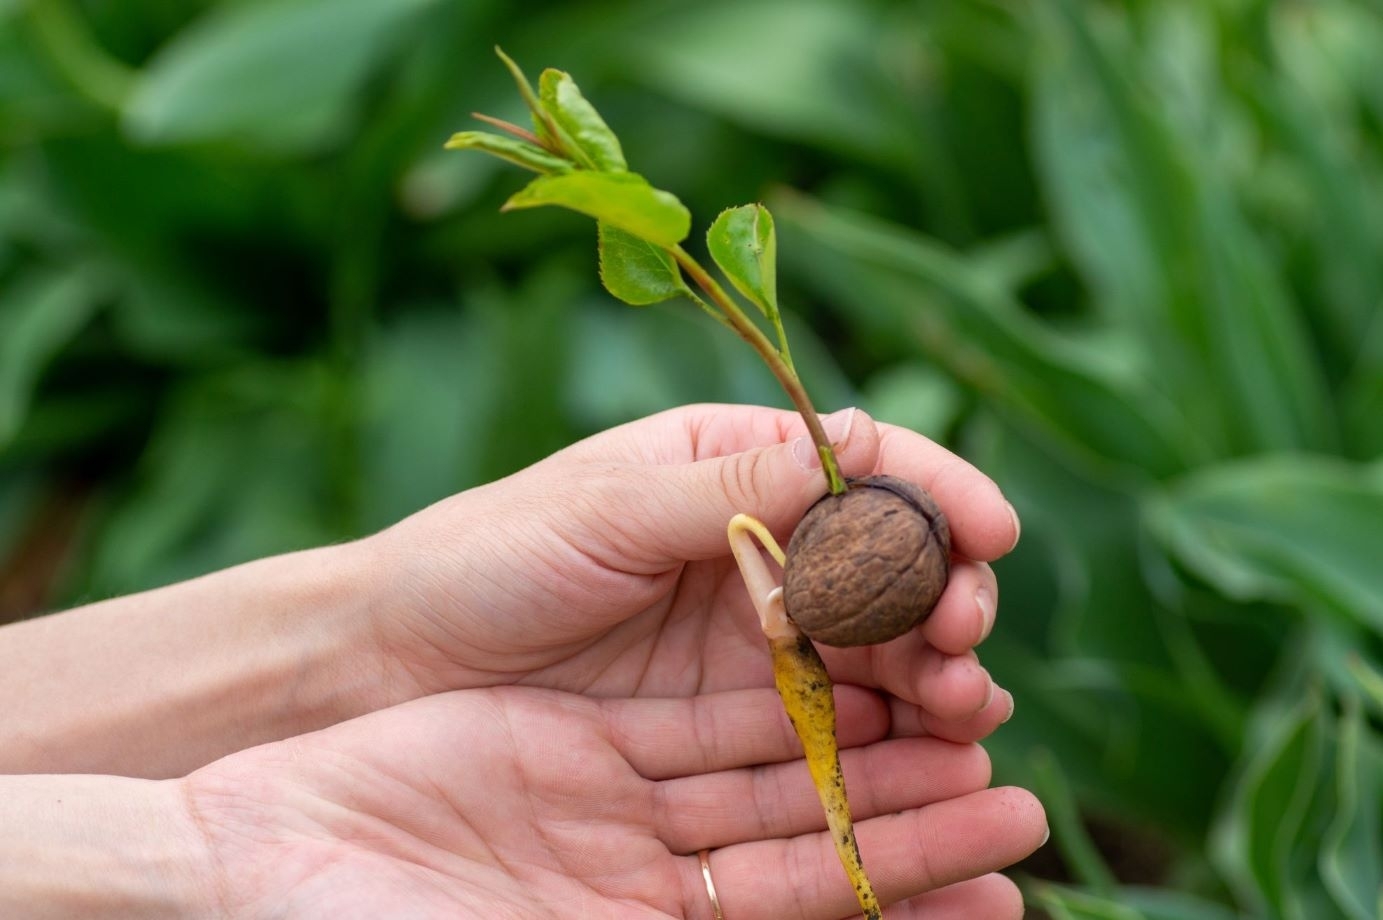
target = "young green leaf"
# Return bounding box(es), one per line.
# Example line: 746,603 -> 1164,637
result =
538,68 -> 627,172
443,131 -> 572,174
502,171 -> 690,247
707,203 -> 778,318
494,46 -> 557,150
597,223 -> 688,305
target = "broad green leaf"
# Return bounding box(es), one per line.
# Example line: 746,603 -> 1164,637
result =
706,204 -> 777,318
775,191 -> 1192,479
1320,697 -> 1383,920
597,223 -> 687,306
444,131 -> 572,175
1149,457 -> 1383,633
0,265 -> 104,448
123,0 -> 441,150
537,68 -> 626,172
502,171 -> 689,246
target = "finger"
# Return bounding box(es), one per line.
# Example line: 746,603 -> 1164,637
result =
692,786 -> 1046,920
825,638 -> 995,723
874,424 -> 1020,562
574,406 -> 883,568
886,873 -> 1026,920
888,687 -> 1015,745
918,560 -> 998,656
657,736 -> 991,854
603,686 -> 889,781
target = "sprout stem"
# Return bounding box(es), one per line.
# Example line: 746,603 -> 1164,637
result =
670,245 -> 846,495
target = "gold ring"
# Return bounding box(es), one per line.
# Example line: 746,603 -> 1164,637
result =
697,849 -> 724,920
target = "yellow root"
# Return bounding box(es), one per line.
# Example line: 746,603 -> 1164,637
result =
727,514 -> 882,920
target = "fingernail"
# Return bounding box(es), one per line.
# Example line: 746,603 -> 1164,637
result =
975,585 -> 996,643
1040,826 -> 1051,847
792,407 -> 856,472
1000,688 -> 1015,723
1005,501 -> 1022,553
980,671 -> 995,712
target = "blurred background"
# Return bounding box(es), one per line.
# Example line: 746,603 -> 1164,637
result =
2,0 -> 1380,916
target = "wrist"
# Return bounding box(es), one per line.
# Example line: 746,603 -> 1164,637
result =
0,774 -> 219,918
227,539 -> 405,741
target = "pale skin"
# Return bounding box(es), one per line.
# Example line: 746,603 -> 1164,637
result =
0,403 -> 1045,917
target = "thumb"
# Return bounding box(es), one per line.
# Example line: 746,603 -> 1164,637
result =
633,407 -> 881,564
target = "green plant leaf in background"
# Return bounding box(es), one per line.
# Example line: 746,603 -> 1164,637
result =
1149,457 -> 1383,633
123,0 -> 443,150
537,67 -> 627,172
1211,687 -> 1331,919
597,222 -> 689,306
1032,884 -> 1147,920
706,203 -> 778,319
1320,696 -> 1383,920
502,171 -> 691,246
0,265 -> 105,449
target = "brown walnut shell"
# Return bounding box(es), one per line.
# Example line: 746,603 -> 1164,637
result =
782,474 -> 951,647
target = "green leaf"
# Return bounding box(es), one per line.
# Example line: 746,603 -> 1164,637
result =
444,131 -> 572,174
123,0 -> 441,150
502,171 -> 689,246
597,223 -> 687,306
1148,456 -> 1383,633
537,67 -> 626,172
493,46 -> 555,150
1345,656 -> 1383,716
1211,688 -> 1329,917
1117,889 -> 1243,920
1320,696 -> 1383,920
0,265 -> 104,448
706,203 -> 777,318
1033,884 -> 1147,920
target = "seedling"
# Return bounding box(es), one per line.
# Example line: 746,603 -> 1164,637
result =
448,50 -> 953,919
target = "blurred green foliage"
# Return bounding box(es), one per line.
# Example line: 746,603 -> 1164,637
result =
1,0 -> 1380,916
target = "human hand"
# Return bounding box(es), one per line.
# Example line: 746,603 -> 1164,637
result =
366,404 -> 1020,743
180,682 -> 1045,919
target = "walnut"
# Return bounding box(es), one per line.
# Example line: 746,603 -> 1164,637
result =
782,475 -> 951,647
